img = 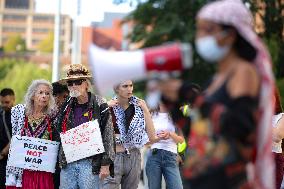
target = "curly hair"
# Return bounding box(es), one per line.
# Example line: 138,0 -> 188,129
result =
24,79 -> 55,116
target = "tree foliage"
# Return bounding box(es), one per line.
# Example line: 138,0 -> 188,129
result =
37,31 -> 54,53
3,34 -> 26,53
119,0 -> 216,86
244,0 -> 284,78
117,0 -> 284,84
0,59 -> 51,104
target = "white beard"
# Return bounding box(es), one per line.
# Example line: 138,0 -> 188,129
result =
69,90 -> 81,98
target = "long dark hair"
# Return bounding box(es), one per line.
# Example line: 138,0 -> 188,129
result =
221,24 -> 257,62
274,86 -> 283,114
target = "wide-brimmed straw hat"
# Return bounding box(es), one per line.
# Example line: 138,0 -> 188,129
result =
59,64 -> 92,84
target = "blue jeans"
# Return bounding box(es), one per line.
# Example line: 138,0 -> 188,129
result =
146,149 -> 183,189
60,158 -> 101,189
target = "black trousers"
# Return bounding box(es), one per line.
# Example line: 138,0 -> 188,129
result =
0,159 -> 7,189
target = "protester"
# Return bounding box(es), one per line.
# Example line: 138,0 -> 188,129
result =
52,82 -> 69,109
146,102 -> 184,189
51,82 -> 69,189
0,88 -> 15,189
272,88 -> 284,189
55,64 -> 115,189
5,80 -> 56,189
159,0 -> 275,188
103,80 -> 158,189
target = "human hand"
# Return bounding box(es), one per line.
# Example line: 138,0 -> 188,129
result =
157,131 -> 170,140
137,99 -> 149,112
107,99 -> 119,107
99,165 -> 110,180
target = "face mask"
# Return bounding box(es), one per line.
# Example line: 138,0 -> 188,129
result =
195,35 -> 229,63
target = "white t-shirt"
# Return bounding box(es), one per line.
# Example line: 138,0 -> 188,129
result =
151,113 -> 177,154
272,113 -> 284,153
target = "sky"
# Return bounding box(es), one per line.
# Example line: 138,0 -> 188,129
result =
35,0 -> 134,25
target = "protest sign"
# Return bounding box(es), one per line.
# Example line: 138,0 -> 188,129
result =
7,135 -> 59,173
60,120 -> 105,163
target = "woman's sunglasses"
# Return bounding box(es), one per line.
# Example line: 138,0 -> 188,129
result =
67,79 -> 86,86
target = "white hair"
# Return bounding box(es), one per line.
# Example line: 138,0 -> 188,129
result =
113,80 -> 133,94
24,79 -> 55,116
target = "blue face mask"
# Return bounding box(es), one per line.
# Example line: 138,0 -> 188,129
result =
195,35 -> 229,63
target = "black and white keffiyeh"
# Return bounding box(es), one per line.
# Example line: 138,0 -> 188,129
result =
6,104 -> 25,187
112,96 -> 149,149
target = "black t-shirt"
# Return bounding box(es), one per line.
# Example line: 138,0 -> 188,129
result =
0,110 -> 12,151
124,104 -> 135,133
111,104 -> 135,134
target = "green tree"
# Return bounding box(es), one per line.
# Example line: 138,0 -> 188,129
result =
119,0 -> 214,86
37,31 -> 54,53
3,34 -> 26,53
245,0 -> 284,78
0,59 -> 51,104
116,0 -> 283,87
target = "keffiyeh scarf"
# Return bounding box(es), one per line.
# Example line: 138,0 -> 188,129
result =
112,96 -> 149,149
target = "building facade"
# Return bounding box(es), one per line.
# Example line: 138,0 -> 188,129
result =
0,0 -> 72,55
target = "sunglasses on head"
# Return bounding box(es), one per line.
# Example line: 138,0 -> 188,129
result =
67,79 -> 86,86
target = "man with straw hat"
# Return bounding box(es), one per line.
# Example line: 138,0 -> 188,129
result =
55,64 -> 115,189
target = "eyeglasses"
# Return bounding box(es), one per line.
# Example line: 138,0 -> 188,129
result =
67,79 -> 86,86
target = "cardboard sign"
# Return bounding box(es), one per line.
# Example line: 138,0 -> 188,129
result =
60,120 -> 105,163
7,135 -> 59,173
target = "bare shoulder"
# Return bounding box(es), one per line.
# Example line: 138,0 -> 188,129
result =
228,61 -> 260,98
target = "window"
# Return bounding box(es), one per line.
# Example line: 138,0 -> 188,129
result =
3,14 -> 26,21
32,28 -> 50,33
5,0 -> 29,9
33,15 -> 54,23
2,26 -> 26,33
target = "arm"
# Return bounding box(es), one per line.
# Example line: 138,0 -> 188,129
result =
169,128 -> 185,144
137,99 -> 159,143
0,143 -> 10,160
158,127 -> 184,144
97,96 -> 115,179
273,114 -> 284,143
107,99 -> 119,107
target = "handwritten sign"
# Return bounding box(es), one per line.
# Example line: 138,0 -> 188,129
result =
7,135 -> 59,173
60,120 -> 105,163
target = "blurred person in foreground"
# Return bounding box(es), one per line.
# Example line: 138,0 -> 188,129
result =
6,80 -> 56,189
55,64 -> 115,189
272,88 -> 284,189
159,0 -> 275,188
103,80 -> 158,189
0,88 -> 15,189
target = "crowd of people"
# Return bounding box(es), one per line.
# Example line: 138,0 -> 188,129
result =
0,0 -> 283,189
